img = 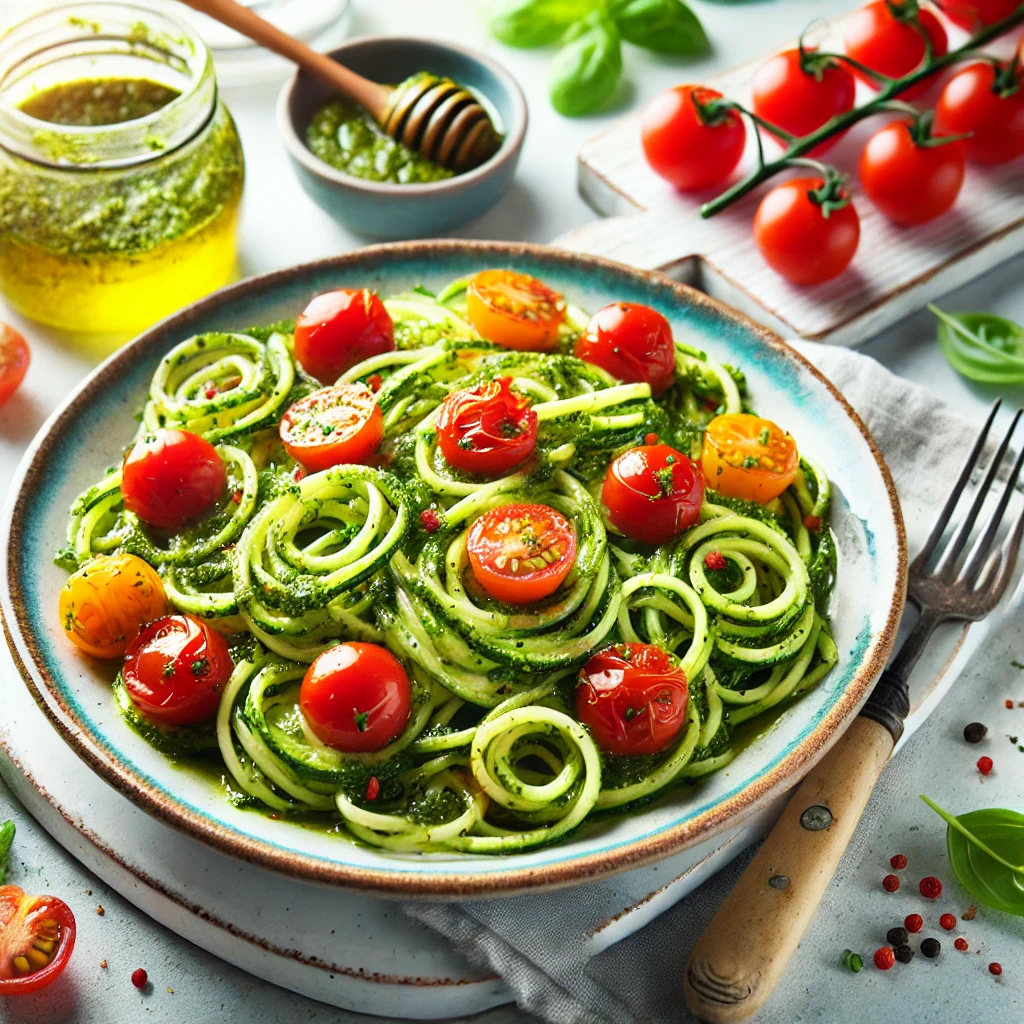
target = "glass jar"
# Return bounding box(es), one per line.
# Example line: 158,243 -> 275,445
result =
0,3 -> 245,335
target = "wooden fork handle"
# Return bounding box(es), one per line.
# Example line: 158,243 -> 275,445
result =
683,715 -> 894,1023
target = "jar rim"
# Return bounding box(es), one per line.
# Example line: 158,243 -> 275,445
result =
0,2 -> 216,170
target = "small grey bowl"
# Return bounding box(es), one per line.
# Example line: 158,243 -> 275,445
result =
277,36 -> 527,239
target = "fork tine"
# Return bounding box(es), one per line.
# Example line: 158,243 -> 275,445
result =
984,500 -> 1024,606
911,399 -> 1000,574
934,408 -> 1020,582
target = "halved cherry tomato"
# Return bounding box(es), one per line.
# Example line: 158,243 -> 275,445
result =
466,270 -> 566,352
436,377 -> 538,477
602,444 -> 704,546
859,120 -> 965,225
752,49 -> 857,155
121,428 -> 226,532
701,414 -> 799,503
294,289 -> 395,384
934,61 -> 1024,165
753,177 -> 860,285
0,323 -> 29,408
123,614 -> 232,726
59,553 -> 169,659
939,0 -> 1020,29
279,383 -> 383,472
641,84 -> 746,192
575,643 -> 689,756
467,503 -> 576,605
843,1 -> 948,99
574,303 -> 676,397
300,642 -> 411,753
0,886 -> 75,995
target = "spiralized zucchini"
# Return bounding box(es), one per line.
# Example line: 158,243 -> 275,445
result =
58,278 -> 838,855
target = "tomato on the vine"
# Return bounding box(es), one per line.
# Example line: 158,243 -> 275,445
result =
279,383 -> 383,471
0,323 -> 29,407
436,377 -> 537,477
934,61 -> 1024,165
641,85 -> 746,192
939,0 -> 1019,29
859,120 -> 965,225
602,444 -> 704,546
751,49 -> 857,155
294,289 -> 395,384
753,176 -> 860,285
123,614 -> 232,727
843,1 -> 949,100
574,302 -> 676,396
466,270 -> 566,352
0,886 -> 76,995
701,413 -> 799,503
575,643 -> 689,756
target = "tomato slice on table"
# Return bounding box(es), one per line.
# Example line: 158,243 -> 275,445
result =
123,614 -> 232,727
701,414 -> 798,503
574,302 -> 676,397
294,289 -> 395,384
121,428 -> 227,532
0,886 -> 76,995
0,323 -> 29,408
436,377 -> 538,477
576,643 -> 689,756
466,270 -> 566,352
467,503 -> 577,605
280,383 -> 383,472
602,444 -> 704,546
300,642 -> 411,753
934,61 -> 1024,166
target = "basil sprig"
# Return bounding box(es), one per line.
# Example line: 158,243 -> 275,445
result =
930,304 -> 1024,385
486,0 -> 709,116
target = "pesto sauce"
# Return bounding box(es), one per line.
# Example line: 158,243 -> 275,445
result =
306,97 -> 453,185
20,77 -> 180,126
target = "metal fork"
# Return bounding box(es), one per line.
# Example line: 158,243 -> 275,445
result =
684,401 -> 1024,1024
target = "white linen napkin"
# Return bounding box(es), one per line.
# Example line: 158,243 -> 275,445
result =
405,343 -> 982,1024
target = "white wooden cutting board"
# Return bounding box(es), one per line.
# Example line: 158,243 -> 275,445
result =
558,14 -> 1024,346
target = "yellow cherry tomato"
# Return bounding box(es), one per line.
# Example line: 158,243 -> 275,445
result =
466,270 -> 566,352
701,413 -> 799,504
59,553 -> 169,659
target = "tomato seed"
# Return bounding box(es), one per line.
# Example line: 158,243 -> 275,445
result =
366,776 -> 380,801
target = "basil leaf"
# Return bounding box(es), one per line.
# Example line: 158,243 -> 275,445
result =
930,305 -> 1024,384
489,0 -> 597,48
922,797 -> 1024,917
550,11 -> 623,116
610,0 -> 709,55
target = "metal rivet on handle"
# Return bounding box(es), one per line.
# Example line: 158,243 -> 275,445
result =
800,805 -> 833,831
768,874 -> 790,890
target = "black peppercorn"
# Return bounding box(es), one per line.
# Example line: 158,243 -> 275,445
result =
921,937 -> 941,958
895,944 -> 914,963
963,722 -> 988,743
887,926 -> 909,946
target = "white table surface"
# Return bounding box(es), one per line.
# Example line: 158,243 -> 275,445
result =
1,1 -> 1023,1021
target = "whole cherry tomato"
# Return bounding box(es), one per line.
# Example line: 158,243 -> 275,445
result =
939,0 -> 1020,30
601,444 -> 704,545
751,49 -> 857,155
752,177 -> 860,285
121,428 -> 226,532
0,886 -> 76,995
859,120 -> 965,225
574,302 -> 676,397
701,413 -> 799,503
294,289 -> 395,385
123,614 -> 232,726
435,377 -> 537,477
466,270 -> 566,352
641,85 -> 746,191
934,61 -> 1024,165
279,383 -> 383,472
0,323 -> 29,407
300,642 -> 411,753
575,643 -> 689,756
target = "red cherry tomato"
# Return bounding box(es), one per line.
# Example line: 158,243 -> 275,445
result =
0,323 -> 29,407
574,303 -> 676,397
575,643 -> 689,756
299,642 -> 411,753
751,49 -> 857,155
294,289 -> 395,385
939,0 -> 1020,29
123,614 -> 232,727
121,428 -> 226,532
753,177 -> 861,285
843,1 -> 948,99
0,886 -> 76,995
435,377 -> 538,477
279,384 -> 383,472
602,444 -> 704,546
467,504 -> 576,605
641,85 -> 746,191
859,121 -> 965,225
934,61 -> 1024,165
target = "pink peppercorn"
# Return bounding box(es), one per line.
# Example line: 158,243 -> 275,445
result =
873,947 -> 895,970
904,913 -> 924,933
940,913 -> 957,930
990,962 -> 1003,976
882,874 -> 900,892
890,854 -> 907,870
920,876 -> 943,899
977,756 -> 994,775
131,968 -> 148,989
